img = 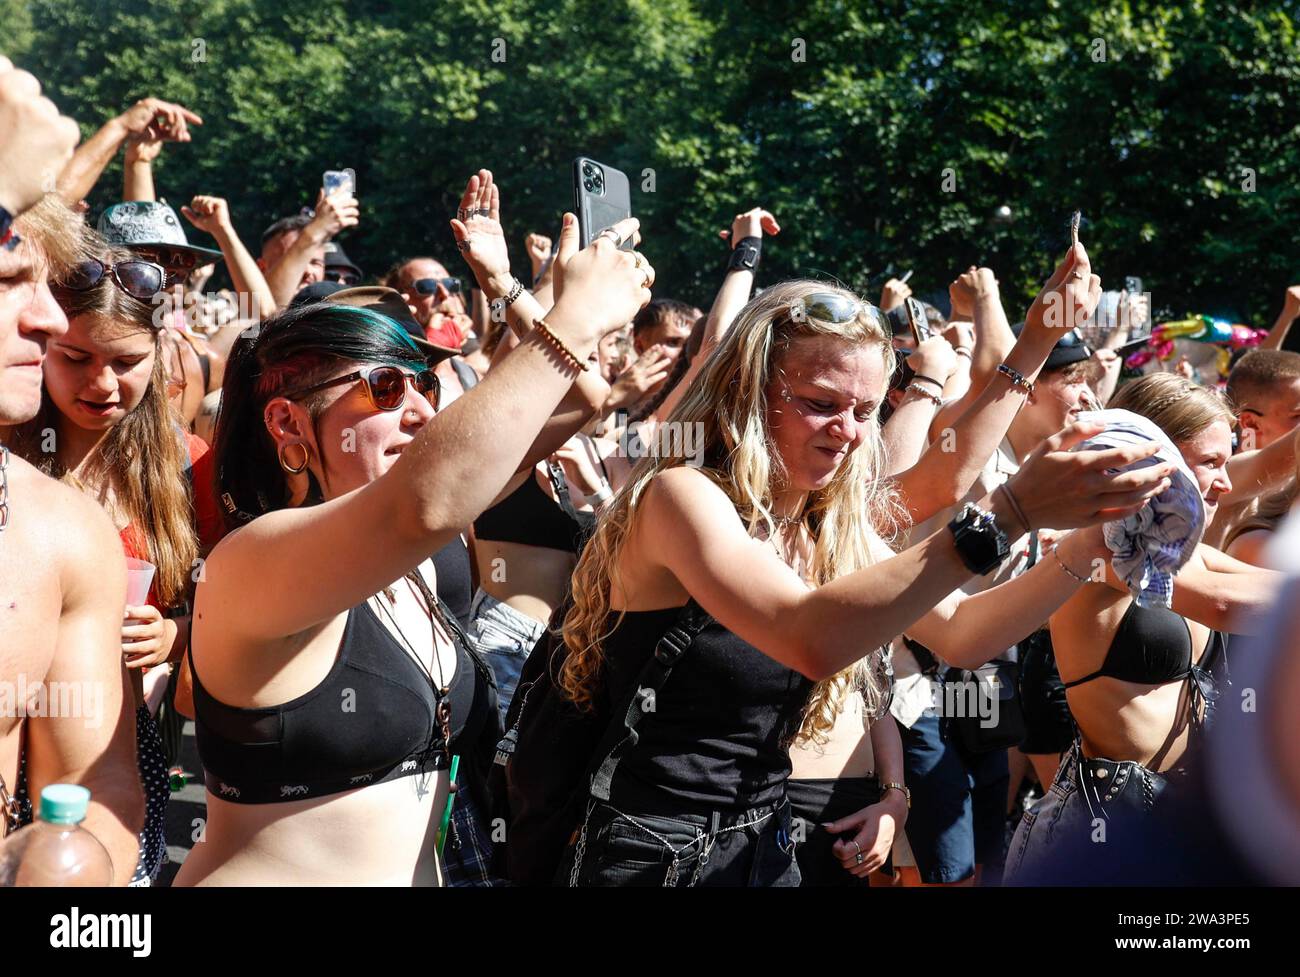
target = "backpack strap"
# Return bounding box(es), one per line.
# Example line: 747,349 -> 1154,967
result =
588,599 -> 711,803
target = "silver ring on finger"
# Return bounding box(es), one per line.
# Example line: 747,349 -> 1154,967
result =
457,208 -> 469,221
851,840 -> 862,856
855,852 -> 865,866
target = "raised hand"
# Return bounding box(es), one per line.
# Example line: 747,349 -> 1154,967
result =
117,96 -> 203,144
525,232 -> 552,279
1005,420 -> 1174,531
610,344 -> 674,406
880,277 -> 912,312
448,168 -> 510,285
949,266 -> 997,320
0,58 -> 81,216
1022,243 -> 1101,343
309,185 -> 360,240
181,195 -> 232,236
907,334 -> 958,386
551,214 -> 653,339
720,207 -> 780,244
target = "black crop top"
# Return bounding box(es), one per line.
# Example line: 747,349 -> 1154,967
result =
1063,601 -> 1224,690
192,596 -> 496,804
599,606 -> 813,812
473,462 -> 596,554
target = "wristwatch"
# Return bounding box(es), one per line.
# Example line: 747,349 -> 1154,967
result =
881,782 -> 911,809
727,235 -> 761,273
947,502 -> 1010,575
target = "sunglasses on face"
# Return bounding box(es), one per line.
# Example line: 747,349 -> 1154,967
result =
56,257 -> 167,302
324,270 -> 360,286
411,277 -> 461,296
283,364 -> 441,413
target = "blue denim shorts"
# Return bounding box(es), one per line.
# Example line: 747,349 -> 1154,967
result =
899,711 -> 1009,883
467,589 -> 547,723
562,797 -> 801,887
1004,742 -> 1174,884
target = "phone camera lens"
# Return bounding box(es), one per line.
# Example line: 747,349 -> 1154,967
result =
582,163 -> 594,176
583,179 -> 594,192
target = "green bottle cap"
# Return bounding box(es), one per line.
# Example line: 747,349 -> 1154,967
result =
38,784 -> 90,825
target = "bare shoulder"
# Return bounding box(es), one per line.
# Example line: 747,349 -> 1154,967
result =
6,456 -> 117,562
642,465 -> 736,524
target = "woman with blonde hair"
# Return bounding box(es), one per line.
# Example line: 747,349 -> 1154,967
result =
553,263 -> 1174,886
1006,372 -> 1284,882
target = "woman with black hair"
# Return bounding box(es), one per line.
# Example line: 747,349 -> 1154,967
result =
175,202 -> 652,885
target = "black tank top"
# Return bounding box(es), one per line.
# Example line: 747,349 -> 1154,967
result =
432,537 -> 474,628
473,463 -> 595,553
191,595 -> 495,804
599,606 -> 813,811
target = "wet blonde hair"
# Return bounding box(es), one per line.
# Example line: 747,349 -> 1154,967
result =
561,280 -> 905,743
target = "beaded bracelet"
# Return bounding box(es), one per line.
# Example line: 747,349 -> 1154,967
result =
910,373 -> 945,391
1054,547 -> 1094,584
996,363 -> 1035,393
501,278 -> 525,306
534,317 -> 589,372
905,382 -> 944,408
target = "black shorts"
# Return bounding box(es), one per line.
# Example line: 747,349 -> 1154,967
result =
1017,629 -> 1075,756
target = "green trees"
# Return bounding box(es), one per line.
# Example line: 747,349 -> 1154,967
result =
7,0 -> 1299,322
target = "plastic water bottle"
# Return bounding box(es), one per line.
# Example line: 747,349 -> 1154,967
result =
0,784 -> 114,886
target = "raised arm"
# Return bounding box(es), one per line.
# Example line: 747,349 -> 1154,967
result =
201,213 -> 650,641
654,207 -> 779,422
893,244 -> 1101,524
182,195 -> 277,320
0,59 -> 80,218
1262,285 -> 1300,352
1221,421 -> 1300,505
882,335 -> 958,475
264,187 -> 358,307
638,424 -> 1168,681
56,97 -> 200,205
28,491 -> 142,885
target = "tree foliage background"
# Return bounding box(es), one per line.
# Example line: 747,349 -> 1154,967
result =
3,0 -> 1299,326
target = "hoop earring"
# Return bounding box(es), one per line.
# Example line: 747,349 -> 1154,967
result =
278,443 -> 310,475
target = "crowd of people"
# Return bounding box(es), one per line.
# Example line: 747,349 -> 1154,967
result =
2,64 -> 1299,888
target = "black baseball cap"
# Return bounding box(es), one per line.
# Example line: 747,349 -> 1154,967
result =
1010,323 -> 1093,370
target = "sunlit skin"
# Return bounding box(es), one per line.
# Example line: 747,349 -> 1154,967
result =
0,243 -> 67,424
765,335 -> 887,513
178,361 -> 447,886
1051,419 -> 1235,773
397,258 -> 467,330
44,314 -> 156,457
634,315 -> 692,381
257,230 -> 325,291
1237,376 -> 1300,450
267,360 -> 439,502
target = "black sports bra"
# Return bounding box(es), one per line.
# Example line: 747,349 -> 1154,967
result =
473,460 -> 596,554
191,592 -> 492,804
1063,600 -> 1223,690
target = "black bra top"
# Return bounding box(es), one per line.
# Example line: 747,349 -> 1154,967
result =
1063,601 -> 1222,689
191,594 -> 494,804
473,463 -> 595,553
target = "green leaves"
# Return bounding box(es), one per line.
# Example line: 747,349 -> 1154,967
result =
11,0 -> 1300,324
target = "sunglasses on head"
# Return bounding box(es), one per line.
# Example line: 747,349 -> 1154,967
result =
282,364 -> 441,413
785,292 -> 886,330
411,277 -> 461,296
56,257 -> 167,303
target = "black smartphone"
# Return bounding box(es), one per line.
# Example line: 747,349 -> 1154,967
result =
1113,336 -> 1151,356
885,297 -> 928,345
573,157 -> 633,250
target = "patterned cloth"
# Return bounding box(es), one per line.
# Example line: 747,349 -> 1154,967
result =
128,704 -> 170,886
1073,409 -> 1205,607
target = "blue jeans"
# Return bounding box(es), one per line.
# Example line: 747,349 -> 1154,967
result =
467,589 -> 546,723
899,711 -> 1009,883
561,797 -> 801,887
1004,742 -> 1174,884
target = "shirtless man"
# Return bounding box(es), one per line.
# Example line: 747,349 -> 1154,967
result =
0,61 -> 143,882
